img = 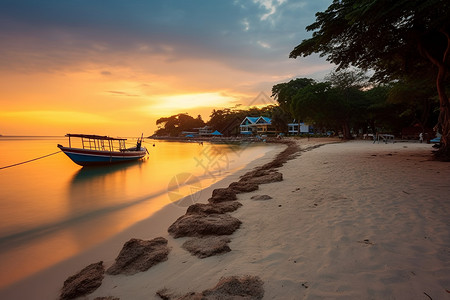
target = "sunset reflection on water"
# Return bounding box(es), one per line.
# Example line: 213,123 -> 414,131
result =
0,136 -> 277,288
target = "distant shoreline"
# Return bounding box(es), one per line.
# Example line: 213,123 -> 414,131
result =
150,135 -> 268,143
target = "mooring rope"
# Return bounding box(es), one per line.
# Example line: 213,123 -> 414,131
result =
0,151 -> 62,170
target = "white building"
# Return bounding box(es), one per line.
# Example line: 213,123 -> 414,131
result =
288,121 -> 311,135
197,126 -> 213,136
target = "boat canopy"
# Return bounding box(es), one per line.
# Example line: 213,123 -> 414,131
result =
65,133 -> 130,152
65,134 -> 127,141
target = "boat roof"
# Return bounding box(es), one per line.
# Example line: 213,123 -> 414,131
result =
65,134 -> 127,141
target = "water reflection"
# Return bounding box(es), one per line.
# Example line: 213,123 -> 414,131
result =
67,158 -> 155,246
71,159 -> 146,184
0,138 -> 280,288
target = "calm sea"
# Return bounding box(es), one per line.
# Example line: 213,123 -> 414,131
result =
0,136 -> 279,289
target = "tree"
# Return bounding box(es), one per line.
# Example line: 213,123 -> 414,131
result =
270,106 -> 291,133
289,80 -> 367,137
364,84 -> 408,135
155,113 -> 205,136
387,78 -> 439,131
271,78 -> 316,113
290,81 -> 335,132
207,108 -> 246,136
290,0 -> 450,159
325,69 -> 369,138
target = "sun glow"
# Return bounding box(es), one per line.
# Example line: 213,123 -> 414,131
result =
150,92 -> 239,113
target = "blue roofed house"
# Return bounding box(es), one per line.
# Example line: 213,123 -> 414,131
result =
240,117 -> 259,135
240,116 -> 276,135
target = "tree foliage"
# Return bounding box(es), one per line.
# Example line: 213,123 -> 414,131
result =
271,78 -> 315,110
270,71 -> 438,137
207,108 -> 247,136
154,105 -> 288,137
387,78 -> 439,130
290,0 -> 450,159
272,70 -> 370,138
155,113 -> 205,137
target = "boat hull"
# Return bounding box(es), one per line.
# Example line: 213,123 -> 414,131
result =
58,146 -> 147,166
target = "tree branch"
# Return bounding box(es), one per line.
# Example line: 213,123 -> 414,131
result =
440,28 -> 450,65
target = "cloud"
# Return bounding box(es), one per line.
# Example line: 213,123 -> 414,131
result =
107,91 -> 140,97
0,0 -> 333,75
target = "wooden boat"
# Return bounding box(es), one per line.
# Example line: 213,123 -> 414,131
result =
58,134 -> 147,166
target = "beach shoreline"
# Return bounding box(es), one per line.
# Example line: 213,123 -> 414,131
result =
0,137 -> 294,299
3,138 -> 450,300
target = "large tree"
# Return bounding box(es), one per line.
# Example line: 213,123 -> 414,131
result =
155,113 -> 205,136
388,78 -> 440,131
325,69 -> 369,138
290,0 -> 450,159
290,80 -> 367,137
271,78 -> 316,113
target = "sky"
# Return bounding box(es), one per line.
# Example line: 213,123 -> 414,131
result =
0,0 -> 334,136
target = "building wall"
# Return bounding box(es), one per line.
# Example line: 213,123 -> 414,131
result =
288,123 -> 311,134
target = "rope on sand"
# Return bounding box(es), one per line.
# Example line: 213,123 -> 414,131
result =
0,151 -> 61,170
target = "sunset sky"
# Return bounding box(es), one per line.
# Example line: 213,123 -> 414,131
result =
0,0 -> 333,136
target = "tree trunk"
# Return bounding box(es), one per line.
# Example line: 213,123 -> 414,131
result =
342,121 -> 352,139
420,30 -> 450,160
435,63 -> 450,160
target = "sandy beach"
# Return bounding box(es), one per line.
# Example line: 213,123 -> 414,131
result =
2,138 -> 449,299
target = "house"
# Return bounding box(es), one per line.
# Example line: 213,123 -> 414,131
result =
181,126 -> 213,137
240,116 -> 277,135
197,126 -> 213,136
240,117 -> 258,134
288,121 -> 312,135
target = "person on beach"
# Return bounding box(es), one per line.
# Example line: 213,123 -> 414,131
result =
419,132 -> 423,143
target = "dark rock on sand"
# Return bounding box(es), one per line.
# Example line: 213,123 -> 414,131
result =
94,297 -> 120,300
157,290 -> 204,300
106,237 -> 170,275
228,181 -> 259,193
235,140 -> 300,182
178,292 -> 204,300
239,169 -> 271,181
186,202 -> 242,215
208,188 -> 237,203
156,275 -> 264,300
60,261 -> 105,300
168,214 -> 241,238
259,140 -> 300,169
182,236 -> 231,258
156,288 -> 175,300
240,170 -> 283,185
202,275 -> 264,299
250,194 -> 273,201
